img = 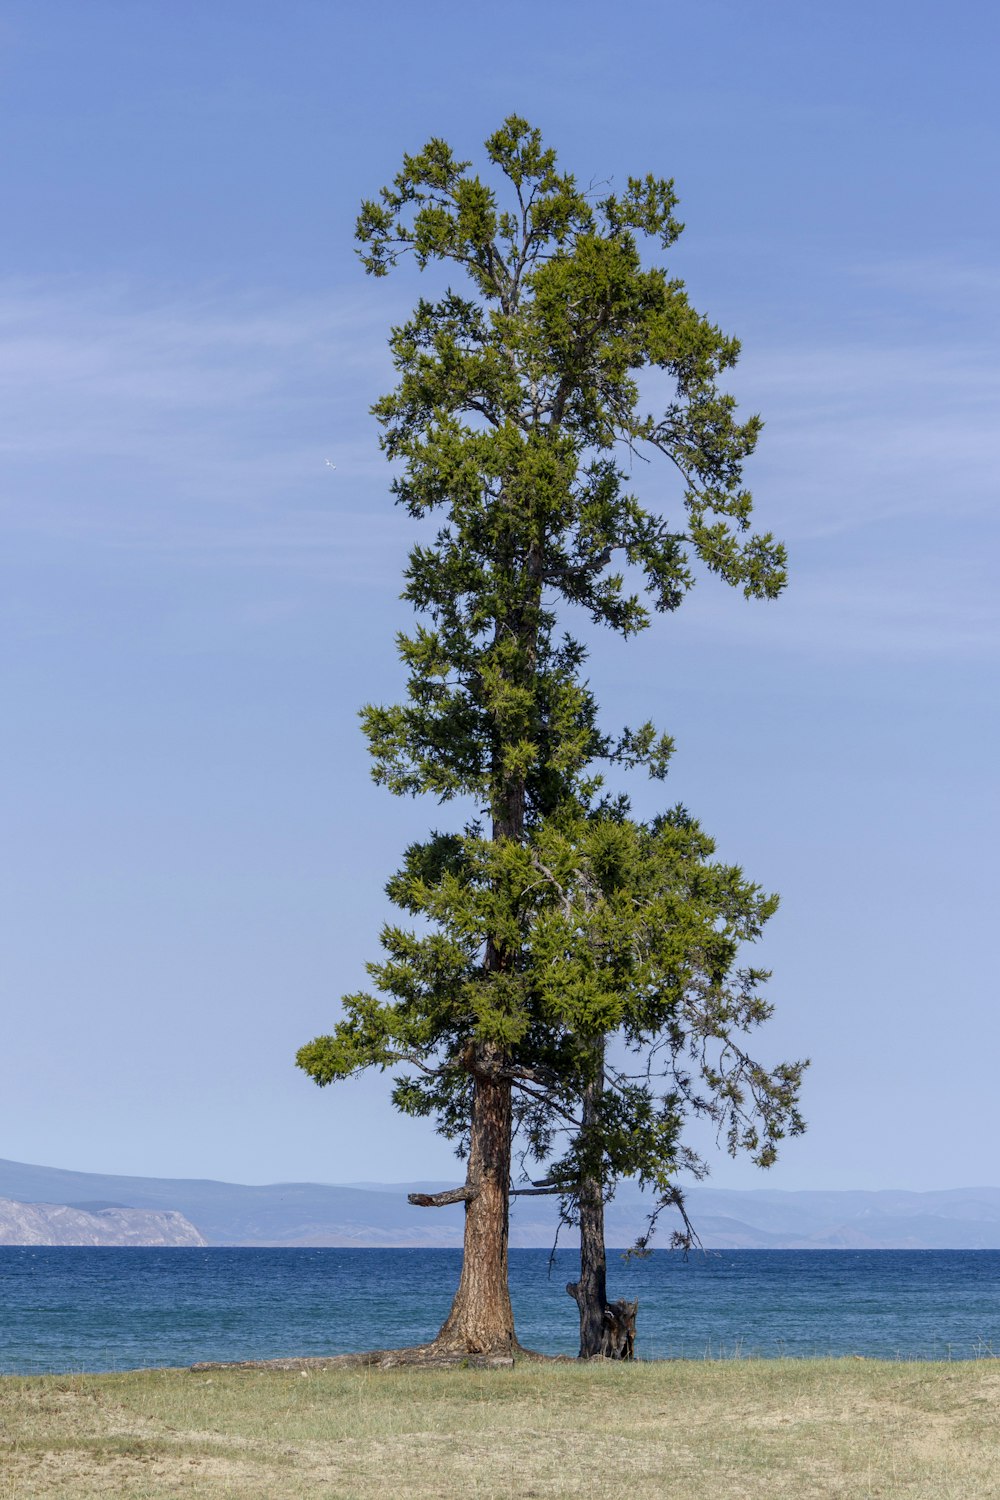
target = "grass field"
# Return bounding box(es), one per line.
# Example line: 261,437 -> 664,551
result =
2,1357 -> 999,1499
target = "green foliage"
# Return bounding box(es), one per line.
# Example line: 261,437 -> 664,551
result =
354,116 -> 784,820
300,796 -> 803,1179
298,117 -> 804,1220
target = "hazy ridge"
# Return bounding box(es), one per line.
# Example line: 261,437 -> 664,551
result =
4,1159 -> 1000,1249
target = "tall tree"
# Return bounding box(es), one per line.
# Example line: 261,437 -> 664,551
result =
298,118 -> 786,1357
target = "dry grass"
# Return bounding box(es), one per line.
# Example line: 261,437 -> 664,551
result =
1,1357 -> 999,1498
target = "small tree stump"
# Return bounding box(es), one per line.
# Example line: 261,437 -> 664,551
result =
600,1299 -> 638,1360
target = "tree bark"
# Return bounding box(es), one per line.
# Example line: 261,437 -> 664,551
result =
566,1173 -> 609,1358
433,1045 -> 516,1354
565,1050 -> 610,1358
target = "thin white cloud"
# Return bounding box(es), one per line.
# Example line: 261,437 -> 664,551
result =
851,254 -> 1000,311
670,545 -> 1000,661
0,279 -> 388,455
727,342 -> 1000,541
0,278 -> 411,575
2,274 -> 996,658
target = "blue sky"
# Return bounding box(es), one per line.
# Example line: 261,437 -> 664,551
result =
1,0 -> 997,1193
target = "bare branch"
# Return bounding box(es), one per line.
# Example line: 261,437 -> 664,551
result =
408,1186 -> 478,1208
511,1077 -> 581,1126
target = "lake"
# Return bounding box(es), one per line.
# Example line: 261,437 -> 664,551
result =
2,1247 -> 999,1374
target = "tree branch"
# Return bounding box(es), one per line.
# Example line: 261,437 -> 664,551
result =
407,1186 -> 479,1208
511,1077 -> 581,1125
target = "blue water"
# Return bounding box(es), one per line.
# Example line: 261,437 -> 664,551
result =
2,1248 -> 999,1375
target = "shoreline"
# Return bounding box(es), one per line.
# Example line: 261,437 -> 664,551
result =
6,1347 -> 999,1382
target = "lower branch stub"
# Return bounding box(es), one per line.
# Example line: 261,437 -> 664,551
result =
408,1186 -> 478,1208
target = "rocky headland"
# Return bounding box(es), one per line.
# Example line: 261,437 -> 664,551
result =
0,1194 -> 206,1246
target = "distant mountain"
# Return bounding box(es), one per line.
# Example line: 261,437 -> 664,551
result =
3,1158 -> 1000,1249
665,1186 -> 1000,1249
0,1159 -> 466,1247
0,1195 -> 206,1247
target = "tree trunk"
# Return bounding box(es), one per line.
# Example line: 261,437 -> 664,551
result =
566,1169 -> 609,1358
563,1040 -> 638,1359
565,1050 -> 609,1358
566,1181 -> 638,1360
434,1046 -> 516,1354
